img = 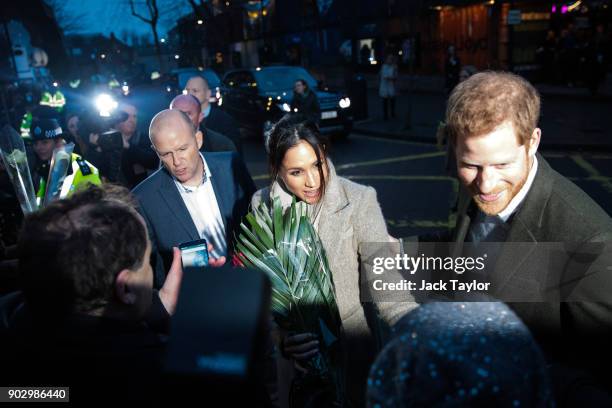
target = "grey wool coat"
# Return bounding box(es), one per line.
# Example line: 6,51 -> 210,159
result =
251,160 -> 415,406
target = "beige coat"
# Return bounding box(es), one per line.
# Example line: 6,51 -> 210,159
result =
251,161 -> 415,406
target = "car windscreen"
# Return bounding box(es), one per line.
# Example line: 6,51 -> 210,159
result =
178,70 -> 221,89
253,67 -> 317,92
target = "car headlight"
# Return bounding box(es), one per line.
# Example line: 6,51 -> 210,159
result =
281,103 -> 291,112
95,93 -> 118,117
339,97 -> 351,109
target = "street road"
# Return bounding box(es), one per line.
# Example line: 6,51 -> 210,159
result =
131,84 -> 612,239
243,133 -> 612,239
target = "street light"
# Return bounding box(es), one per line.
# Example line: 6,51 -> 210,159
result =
161,38 -> 166,43
197,20 -> 203,25
174,54 -> 180,60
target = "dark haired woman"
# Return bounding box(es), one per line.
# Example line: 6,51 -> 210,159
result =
64,112 -> 87,155
290,79 -> 320,123
252,114 -> 414,407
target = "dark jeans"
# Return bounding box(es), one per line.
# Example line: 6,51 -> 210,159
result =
382,97 -> 395,119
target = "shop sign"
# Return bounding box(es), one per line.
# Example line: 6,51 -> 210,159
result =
507,9 -> 522,25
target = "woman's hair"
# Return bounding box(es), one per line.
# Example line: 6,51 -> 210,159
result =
267,114 -> 329,197
65,111 -> 79,122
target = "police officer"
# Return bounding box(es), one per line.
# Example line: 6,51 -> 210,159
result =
28,118 -> 66,193
27,118 -> 101,205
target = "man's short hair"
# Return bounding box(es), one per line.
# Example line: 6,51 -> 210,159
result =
445,71 -> 541,145
18,185 -> 147,317
169,94 -> 202,114
149,109 -> 196,143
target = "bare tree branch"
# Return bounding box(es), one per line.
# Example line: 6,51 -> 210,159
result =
44,0 -> 86,34
129,0 -> 154,24
187,0 -> 204,19
129,0 -> 165,71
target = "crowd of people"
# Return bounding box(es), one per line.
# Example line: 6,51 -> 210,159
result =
537,23 -> 610,92
0,69 -> 611,407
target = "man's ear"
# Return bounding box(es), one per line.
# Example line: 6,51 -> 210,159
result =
528,128 -> 541,157
196,130 -> 203,150
115,269 -> 136,305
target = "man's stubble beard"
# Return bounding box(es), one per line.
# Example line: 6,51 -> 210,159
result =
471,152 -> 531,216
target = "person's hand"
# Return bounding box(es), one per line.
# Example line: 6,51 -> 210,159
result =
207,243 -> 226,267
89,133 -> 99,146
159,247 -> 183,315
159,244 -> 225,315
231,252 -> 245,268
282,333 -> 319,373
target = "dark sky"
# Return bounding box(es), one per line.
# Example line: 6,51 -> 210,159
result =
63,0 -> 191,43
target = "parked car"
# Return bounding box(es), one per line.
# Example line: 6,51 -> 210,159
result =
168,67 -> 222,104
220,66 -> 353,138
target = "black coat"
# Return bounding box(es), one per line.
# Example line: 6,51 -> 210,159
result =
290,90 -> 320,123
85,132 -> 158,189
451,155 -> 612,401
198,123 -> 237,153
204,106 -> 243,155
0,291 -> 166,403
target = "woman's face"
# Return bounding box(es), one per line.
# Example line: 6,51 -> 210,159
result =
67,116 -> 79,137
294,81 -> 305,95
279,140 -> 327,204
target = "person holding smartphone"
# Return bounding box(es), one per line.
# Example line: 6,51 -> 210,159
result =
133,109 -> 256,288
251,114 -> 415,407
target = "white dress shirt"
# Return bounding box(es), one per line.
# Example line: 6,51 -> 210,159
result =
173,153 -> 227,258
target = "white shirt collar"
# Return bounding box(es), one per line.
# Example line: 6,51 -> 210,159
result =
203,104 -> 211,118
173,153 -> 212,193
497,155 -> 538,222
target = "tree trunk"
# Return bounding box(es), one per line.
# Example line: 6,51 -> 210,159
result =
152,27 -> 165,73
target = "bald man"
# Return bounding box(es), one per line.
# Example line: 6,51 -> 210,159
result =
169,94 -> 237,153
132,109 -> 256,287
184,76 -> 243,155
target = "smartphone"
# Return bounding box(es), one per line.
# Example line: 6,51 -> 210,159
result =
179,238 -> 209,268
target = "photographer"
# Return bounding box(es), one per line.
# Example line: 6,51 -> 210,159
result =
82,101 -> 158,188
115,102 -> 158,186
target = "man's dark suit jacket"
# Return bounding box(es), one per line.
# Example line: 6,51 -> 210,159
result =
198,124 -> 237,153
452,155 -> 612,399
204,105 -> 243,155
132,151 -> 256,288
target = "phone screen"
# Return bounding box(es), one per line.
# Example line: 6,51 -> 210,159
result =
179,239 -> 209,268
